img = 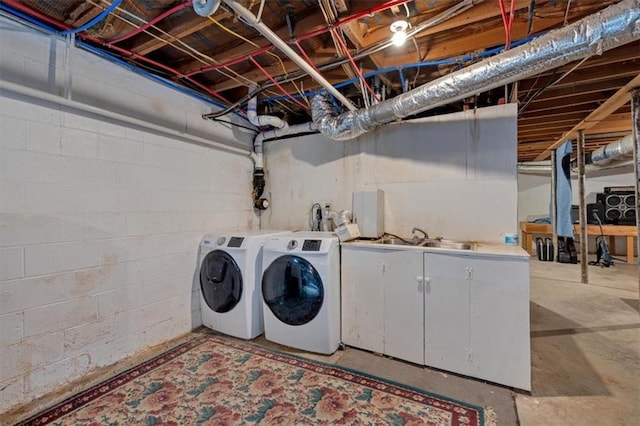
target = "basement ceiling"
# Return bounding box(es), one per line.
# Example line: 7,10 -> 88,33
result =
2,0 -> 639,162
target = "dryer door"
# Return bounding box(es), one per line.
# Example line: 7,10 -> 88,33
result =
262,255 -> 324,325
200,250 -> 243,313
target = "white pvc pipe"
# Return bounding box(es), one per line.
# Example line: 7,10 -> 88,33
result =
247,88 -> 289,169
222,0 -> 356,112
0,79 -> 251,157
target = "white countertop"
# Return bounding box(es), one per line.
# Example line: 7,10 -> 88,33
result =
342,238 -> 530,259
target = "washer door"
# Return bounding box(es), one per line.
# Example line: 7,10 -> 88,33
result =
200,250 -> 242,313
262,255 -> 324,326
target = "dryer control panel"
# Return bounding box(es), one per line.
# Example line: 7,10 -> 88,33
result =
302,239 -> 322,251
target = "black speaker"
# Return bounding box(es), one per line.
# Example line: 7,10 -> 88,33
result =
587,203 -> 605,224
598,191 -> 636,224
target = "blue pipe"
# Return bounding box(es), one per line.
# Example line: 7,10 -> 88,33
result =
0,3 -> 249,122
260,35 -> 539,105
0,4 -> 59,33
398,69 -> 406,93
61,0 -> 124,35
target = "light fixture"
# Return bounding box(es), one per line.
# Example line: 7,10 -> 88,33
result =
390,20 -> 409,47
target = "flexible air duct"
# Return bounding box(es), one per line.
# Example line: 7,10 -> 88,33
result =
312,0 -> 640,140
589,133 -> 634,165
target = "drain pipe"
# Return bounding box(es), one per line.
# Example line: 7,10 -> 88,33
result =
246,87 -> 289,210
220,0 -> 355,112
312,0 -> 640,140
246,87 -> 318,209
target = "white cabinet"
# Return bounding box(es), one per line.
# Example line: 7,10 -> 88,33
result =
423,253 -> 470,373
341,244 -> 530,390
423,252 -> 530,390
341,246 -> 385,353
468,256 -> 530,390
382,250 -> 423,365
341,246 -> 422,363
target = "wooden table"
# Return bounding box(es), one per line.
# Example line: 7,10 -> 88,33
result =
520,222 -> 637,264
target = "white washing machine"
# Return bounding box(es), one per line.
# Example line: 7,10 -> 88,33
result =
261,231 -> 341,354
199,230 -> 291,339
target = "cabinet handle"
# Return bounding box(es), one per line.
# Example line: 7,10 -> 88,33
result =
424,277 -> 431,284
416,276 -> 423,283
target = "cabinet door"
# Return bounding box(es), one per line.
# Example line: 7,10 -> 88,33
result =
341,246 -> 385,353
383,250 -> 424,365
423,252 -> 470,374
469,256 -> 530,390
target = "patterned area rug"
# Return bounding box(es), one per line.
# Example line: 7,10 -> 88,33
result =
18,334 -> 493,425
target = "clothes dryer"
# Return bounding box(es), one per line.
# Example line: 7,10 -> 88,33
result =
261,232 -> 340,354
199,230 -> 290,339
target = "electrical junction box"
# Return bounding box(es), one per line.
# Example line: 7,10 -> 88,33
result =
353,190 -> 384,239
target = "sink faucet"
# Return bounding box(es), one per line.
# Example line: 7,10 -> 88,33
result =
411,227 -> 429,242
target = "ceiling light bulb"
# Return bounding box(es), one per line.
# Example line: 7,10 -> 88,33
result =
390,20 -> 409,47
391,31 -> 407,46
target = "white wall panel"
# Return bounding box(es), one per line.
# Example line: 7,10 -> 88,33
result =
264,105 -> 518,242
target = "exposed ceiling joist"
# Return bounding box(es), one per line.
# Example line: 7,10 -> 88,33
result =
535,73 -> 640,160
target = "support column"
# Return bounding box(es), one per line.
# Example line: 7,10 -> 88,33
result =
631,89 -> 640,288
577,130 -> 588,284
551,150 -> 558,262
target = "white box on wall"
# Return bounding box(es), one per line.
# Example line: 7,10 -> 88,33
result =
353,190 -> 384,238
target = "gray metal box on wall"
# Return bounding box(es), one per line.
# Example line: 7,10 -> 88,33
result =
353,190 -> 384,238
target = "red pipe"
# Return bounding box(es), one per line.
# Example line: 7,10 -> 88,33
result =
3,0 -> 231,105
185,0 -> 413,77
108,1 -> 191,45
249,57 -> 310,110
331,28 -> 379,102
293,40 -> 319,72
186,44 -> 274,77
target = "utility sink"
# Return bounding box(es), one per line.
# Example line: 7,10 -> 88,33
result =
422,240 -> 475,250
376,237 -> 475,250
379,237 -> 416,246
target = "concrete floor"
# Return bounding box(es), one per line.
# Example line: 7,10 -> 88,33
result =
5,258 -> 639,425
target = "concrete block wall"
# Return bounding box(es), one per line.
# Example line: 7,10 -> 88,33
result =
0,18 -> 256,412
262,105 -> 518,243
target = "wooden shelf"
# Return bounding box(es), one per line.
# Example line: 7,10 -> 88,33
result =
520,222 -> 637,264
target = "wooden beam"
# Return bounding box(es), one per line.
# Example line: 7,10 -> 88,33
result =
133,10 -> 230,56
519,104 -> 602,120
518,63 -> 640,93
534,74 -> 640,160
524,92 -> 614,111
519,112 -> 590,126
359,0 -> 533,49
525,78 -> 629,102
381,16 -> 565,68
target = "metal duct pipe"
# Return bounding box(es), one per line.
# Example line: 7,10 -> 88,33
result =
221,0 -> 356,112
312,0 -> 640,140
589,133 -> 634,165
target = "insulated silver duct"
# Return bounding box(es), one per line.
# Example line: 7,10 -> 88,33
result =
313,0 -> 640,141
589,134 -> 634,165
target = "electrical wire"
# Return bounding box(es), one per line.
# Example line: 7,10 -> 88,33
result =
563,0 -> 573,26
87,0 -> 256,96
518,56 -> 589,114
88,0 -> 297,108
206,15 -> 308,104
526,0 -> 536,35
249,57 -> 310,110
499,0 -> 516,50
332,28 -> 380,103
